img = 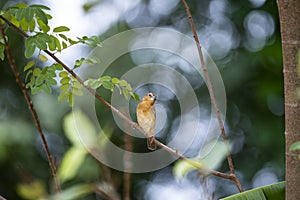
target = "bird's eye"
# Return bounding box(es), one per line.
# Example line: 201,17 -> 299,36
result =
148,93 -> 152,97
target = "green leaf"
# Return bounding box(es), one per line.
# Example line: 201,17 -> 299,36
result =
10,16 -> 20,27
72,88 -> 83,96
84,78 -> 102,89
174,140 -> 230,180
119,79 -> 128,87
46,67 -> 56,76
60,77 -> 70,85
29,5 -> 51,11
24,61 -> 35,71
59,71 -> 68,78
173,158 -> 204,180
72,79 -> 82,89
0,43 -> 4,61
37,19 -> 50,33
20,18 -> 29,32
46,78 -> 57,86
77,35 -> 101,48
31,85 -> 42,95
35,74 -> 46,85
59,34 -> 68,41
35,33 -> 51,50
74,57 -> 99,69
111,77 -> 119,84
16,8 -> 26,21
13,3 -> 28,9
68,38 -> 78,45
220,182 -> 285,200
289,141 -> 300,151
49,183 -> 95,200
16,179 -> 46,200
53,26 -> 70,33
122,87 -> 129,100
25,37 -> 36,58
130,92 -> 140,101
41,66 -> 49,74
25,7 -> 34,22
28,19 -> 35,32
26,76 -> 35,88
55,36 -> 61,51
34,8 -> 48,25
100,75 -> 111,82
62,41 -> 68,49
200,140 -> 232,171
58,90 -> 70,102
38,54 -> 48,62
74,58 -> 85,69
42,84 -> 52,94
58,146 -> 87,183
48,36 -> 57,51
59,84 -> 70,91
102,80 -> 114,91
68,93 -> 73,106
33,68 -> 41,76
53,63 -> 63,70
85,57 -> 99,64
25,70 -> 33,82
63,110 -> 98,147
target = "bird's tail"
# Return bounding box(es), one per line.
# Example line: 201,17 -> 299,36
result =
147,136 -> 156,151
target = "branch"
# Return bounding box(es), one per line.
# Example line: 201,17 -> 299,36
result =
123,125 -> 132,200
0,15 -> 241,187
180,0 -> 243,192
0,195 -> 7,200
0,22 -> 61,193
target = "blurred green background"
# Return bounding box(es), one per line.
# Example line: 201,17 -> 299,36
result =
0,0 -> 284,199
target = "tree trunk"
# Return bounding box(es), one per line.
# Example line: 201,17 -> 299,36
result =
277,1 -> 300,199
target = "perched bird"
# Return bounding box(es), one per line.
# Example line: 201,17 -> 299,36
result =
136,92 -> 157,150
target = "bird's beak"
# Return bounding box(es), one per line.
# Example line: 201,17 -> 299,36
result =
153,95 -> 157,101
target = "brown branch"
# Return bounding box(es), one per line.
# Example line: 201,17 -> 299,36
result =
0,14 -> 242,187
0,22 -> 61,193
180,0 -> 243,192
0,195 -> 7,200
123,128 -> 132,200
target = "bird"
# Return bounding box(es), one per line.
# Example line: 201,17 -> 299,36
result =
136,92 -> 157,151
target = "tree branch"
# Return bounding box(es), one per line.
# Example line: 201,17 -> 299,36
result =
0,22 -> 61,192
180,0 -> 243,192
123,124 -> 132,200
1,14 -> 241,189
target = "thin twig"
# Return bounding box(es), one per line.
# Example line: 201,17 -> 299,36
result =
180,0 -> 243,192
0,195 -> 7,200
1,15 -> 242,186
0,22 -> 61,193
123,126 -> 132,200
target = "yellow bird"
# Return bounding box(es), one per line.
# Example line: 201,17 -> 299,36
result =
136,93 -> 157,150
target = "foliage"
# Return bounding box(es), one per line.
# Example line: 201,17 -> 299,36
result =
173,140 -> 230,179
0,3 -> 138,106
220,181 -> 285,200
289,141 -> 300,159
84,76 -> 139,100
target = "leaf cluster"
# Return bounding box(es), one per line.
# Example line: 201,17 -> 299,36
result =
0,3 -> 138,104
84,76 -> 139,101
24,61 -> 61,95
58,71 -> 83,106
